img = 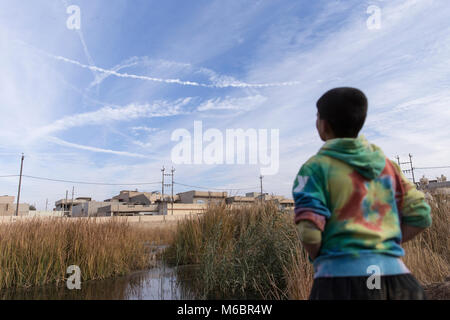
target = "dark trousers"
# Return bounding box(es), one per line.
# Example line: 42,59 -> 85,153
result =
309,274 -> 426,300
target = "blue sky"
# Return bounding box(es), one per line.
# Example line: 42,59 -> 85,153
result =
0,0 -> 449,209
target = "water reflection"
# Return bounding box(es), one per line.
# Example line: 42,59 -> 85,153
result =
0,263 -> 198,300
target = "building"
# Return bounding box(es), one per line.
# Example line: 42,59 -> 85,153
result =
255,194 -> 294,211
226,192 -> 294,211
421,181 -> 450,195
58,188 -> 294,217
176,190 -> 228,204
245,192 -> 263,198
28,210 -> 65,217
97,203 -> 160,216
225,196 -> 256,205
71,201 -> 112,217
0,195 -> 30,216
107,190 -> 163,205
419,174 -> 450,195
55,197 -> 92,215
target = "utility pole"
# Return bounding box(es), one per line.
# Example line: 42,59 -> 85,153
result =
45,198 -> 48,211
259,175 -> 264,203
15,153 -> 24,216
70,186 -> 74,217
162,167 -> 174,216
161,166 -> 165,221
396,154 -> 417,186
409,153 -> 416,185
65,190 -> 68,217
171,167 -> 175,215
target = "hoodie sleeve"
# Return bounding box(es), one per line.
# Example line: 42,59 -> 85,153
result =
391,162 -> 432,228
292,160 -> 331,233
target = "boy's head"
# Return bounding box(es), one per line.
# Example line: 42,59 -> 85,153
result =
316,87 -> 368,141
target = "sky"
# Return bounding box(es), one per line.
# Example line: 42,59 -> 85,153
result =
0,0 -> 449,210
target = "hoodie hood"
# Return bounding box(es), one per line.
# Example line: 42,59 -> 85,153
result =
318,135 -> 386,180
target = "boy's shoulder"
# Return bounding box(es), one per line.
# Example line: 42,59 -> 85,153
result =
299,153 -> 342,176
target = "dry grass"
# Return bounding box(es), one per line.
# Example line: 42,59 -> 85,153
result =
403,192 -> 450,285
165,193 -> 449,300
164,202 -> 302,299
0,218 -> 171,290
132,223 -> 177,245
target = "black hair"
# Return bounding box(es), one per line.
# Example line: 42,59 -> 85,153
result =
316,87 -> 368,138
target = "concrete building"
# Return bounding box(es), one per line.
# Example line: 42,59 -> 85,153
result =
177,190 -> 228,204
419,174 -> 450,195
254,194 -> 294,211
226,192 -> 294,211
55,197 -> 92,215
96,202 -> 207,217
97,203 -> 159,216
421,181 -> 450,195
28,210 -> 65,217
164,203 -> 206,215
225,196 -> 256,205
72,201 -> 112,217
59,189 -> 294,217
245,192 -> 263,198
108,190 -> 162,204
0,195 -> 30,216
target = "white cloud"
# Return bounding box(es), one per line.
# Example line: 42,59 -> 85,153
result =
31,98 -> 192,139
131,126 -> 160,135
197,95 -> 267,112
47,136 -> 150,158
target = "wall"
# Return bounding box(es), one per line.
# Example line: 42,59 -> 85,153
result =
28,211 -> 64,217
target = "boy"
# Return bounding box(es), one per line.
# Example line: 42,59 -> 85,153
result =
292,87 -> 432,300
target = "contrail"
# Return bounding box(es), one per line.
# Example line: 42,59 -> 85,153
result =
17,38 -> 302,88
48,136 -> 151,159
50,54 -> 302,88
52,54 -> 206,87
62,0 -> 99,82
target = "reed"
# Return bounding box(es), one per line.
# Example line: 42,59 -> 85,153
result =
164,202 -> 302,299
403,192 -> 450,284
0,218 -> 164,290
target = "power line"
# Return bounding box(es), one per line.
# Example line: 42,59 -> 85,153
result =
0,174 -> 258,191
21,175 -> 161,186
174,182 -> 258,191
414,166 -> 450,170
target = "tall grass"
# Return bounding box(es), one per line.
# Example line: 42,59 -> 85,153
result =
164,202 -> 305,299
403,192 -> 450,284
165,193 -> 449,300
0,218 -> 162,290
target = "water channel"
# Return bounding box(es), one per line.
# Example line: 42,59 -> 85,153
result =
0,263 -> 198,300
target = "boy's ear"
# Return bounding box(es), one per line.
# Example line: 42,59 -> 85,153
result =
316,116 -> 327,141
316,117 -> 335,141
324,120 -> 336,140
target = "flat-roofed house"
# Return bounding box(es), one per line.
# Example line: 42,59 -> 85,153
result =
225,196 -> 255,205
55,197 -> 91,216
97,203 -> 160,216
177,190 -> 228,204
71,200 -> 112,217
0,196 -> 30,216
245,192 -> 263,198
112,190 -> 162,205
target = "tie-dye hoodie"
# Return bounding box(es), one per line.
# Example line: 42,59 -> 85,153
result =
292,136 -> 432,278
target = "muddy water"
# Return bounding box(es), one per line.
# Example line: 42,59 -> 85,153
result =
0,263 -> 198,300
